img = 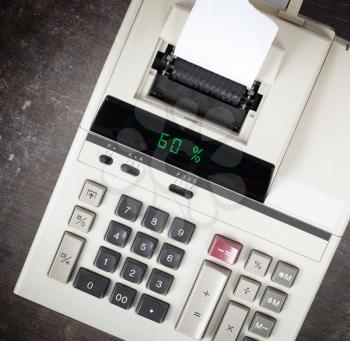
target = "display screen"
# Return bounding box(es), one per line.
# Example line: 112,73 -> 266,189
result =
91,96 -> 274,202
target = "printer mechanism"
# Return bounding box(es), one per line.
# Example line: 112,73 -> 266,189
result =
150,45 -> 263,133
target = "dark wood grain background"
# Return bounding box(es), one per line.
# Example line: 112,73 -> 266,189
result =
1,1 -> 350,340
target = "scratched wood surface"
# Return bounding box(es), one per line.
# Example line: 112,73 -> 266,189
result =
0,1 -> 350,340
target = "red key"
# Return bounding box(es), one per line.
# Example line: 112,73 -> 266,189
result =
208,235 -> 242,265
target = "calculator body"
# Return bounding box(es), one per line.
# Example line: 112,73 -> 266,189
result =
15,1 -> 350,341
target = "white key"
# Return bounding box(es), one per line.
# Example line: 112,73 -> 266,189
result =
48,232 -> 85,283
234,276 -> 260,302
79,180 -> 106,207
214,301 -> 249,341
245,250 -> 272,277
69,206 -> 95,233
176,261 -> 230,340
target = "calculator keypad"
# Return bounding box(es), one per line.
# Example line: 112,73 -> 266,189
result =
50,178 -> 301,336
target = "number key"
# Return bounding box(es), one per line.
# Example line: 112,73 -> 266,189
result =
110,283 -> 137,310
94,247 -> 120,273
121,258 -> 147,284
147,269 -> 174,295
142,206 -> 169,232
158,243 -> 184,269
105,221 -> 131,247
116,195 -> 142,222
131,232 -> 158,258
169,218 -> 196,244
73,268 -> 110,298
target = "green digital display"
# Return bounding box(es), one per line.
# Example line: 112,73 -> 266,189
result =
157,132 -> 203,164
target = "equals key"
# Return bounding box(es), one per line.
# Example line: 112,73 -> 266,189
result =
176,261 -> 230,339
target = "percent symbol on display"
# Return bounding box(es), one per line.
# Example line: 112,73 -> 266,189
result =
191,146 -> 203,164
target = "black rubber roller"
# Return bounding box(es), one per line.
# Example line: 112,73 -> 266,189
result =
170,58 -> 246,107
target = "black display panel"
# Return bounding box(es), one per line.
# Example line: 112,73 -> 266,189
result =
91,96 -> 274,202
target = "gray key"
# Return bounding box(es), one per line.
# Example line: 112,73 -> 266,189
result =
249,312 -> 276,338
214,301 -> 249,341
260,287 -> 287,313
79,180 -> 106,207
176,261 -> 230,340
271,261 -> 299,288
245,250 -> 272,277
48,232 -> 85,283
69,206 -> 95,233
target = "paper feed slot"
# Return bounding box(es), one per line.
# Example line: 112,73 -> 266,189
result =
150,45 -> 263,133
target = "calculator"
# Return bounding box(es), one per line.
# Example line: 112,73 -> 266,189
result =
15,1 -> 350,341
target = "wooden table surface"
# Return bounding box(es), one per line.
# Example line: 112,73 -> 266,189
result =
1,1 -> 350,340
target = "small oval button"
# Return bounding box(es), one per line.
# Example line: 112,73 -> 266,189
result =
99,155 -> 113,165
121,164 -> 140,177
169,184 -> 193,199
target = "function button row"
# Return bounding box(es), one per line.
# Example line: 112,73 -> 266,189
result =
48,232 -> 85,283
209,235 -> 242,265
79,180 -> 106,207
115,195 -> 196,244
208,235 -> 299,288
69,206 -> 96,233
73,268 -> 169,323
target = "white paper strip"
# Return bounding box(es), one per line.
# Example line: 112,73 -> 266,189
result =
175,0 -> 279,87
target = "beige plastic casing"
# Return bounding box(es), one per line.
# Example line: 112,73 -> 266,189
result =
14,1 -> 350,341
